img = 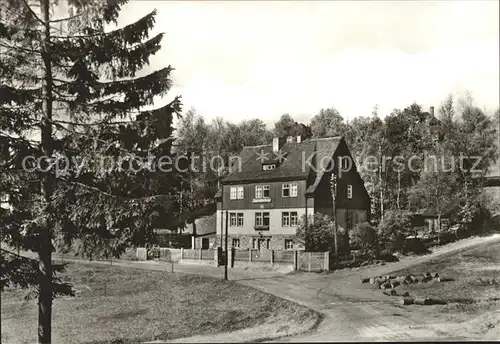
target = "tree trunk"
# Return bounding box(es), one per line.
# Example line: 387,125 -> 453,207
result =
378,144 -> 384,222
39,0 -> 54,342
396,170 -> 401,210
437,212 -> 441,245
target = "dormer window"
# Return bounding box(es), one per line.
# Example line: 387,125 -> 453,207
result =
263,164 -> 276,171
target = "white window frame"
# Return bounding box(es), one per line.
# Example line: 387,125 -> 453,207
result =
341,156 -> 350,170
347,184 -> 353,199
290,211 -> 298,226
290,183 -> 298,197
230,187 -> 237,200
282,212 -> 290,226
285,239 -> 294,250
255,185 -> 263,199
255,184 -> 270,199
255,212 -> 270,227
237,213 -> 244,226
229,213 -> 237,226
237,186 -> 244,199
263,212 -> 270,227
232,238 -> 240,248
263,185 -> 270,198
282,183 -> 290,197
263,164 -> 276,171
255,212 -> 262,226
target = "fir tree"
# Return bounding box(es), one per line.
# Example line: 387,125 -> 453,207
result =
1,0 -> 185,342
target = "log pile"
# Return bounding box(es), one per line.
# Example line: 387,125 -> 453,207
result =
362,271 -> 448,306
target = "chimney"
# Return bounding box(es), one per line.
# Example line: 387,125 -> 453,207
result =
273,137 -> 280,153
272,137 -> 285,152
296,135 -> 301,143
429,106 -> 434,117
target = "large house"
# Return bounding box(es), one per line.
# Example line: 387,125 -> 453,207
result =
215,135 -> 371,251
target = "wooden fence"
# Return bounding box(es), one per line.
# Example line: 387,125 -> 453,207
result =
231,249 -> 295,265
296,251 -> 329,272
137,247 -> 330,272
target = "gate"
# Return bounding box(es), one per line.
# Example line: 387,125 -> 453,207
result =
297,251 -> 329,272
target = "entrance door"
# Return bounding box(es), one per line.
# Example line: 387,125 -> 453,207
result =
201,238 -> 209,249
257,238 -> 269,250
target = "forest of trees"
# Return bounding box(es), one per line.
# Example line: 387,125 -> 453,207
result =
176,97 -> 499,227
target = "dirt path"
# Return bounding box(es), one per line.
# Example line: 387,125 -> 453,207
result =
63,234 -> 500,342
240,233 -> 500,342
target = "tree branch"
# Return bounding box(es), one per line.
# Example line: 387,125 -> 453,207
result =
21,0 -> 45,25
49,12 -> 83,24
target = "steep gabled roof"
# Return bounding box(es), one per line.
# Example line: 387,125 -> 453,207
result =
222,136 -> 343,188
306,137 -> 342,194
222,140 -> 317,183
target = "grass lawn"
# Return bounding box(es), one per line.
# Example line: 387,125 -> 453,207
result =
1,263 -> 317,344
385,240 -> 500,338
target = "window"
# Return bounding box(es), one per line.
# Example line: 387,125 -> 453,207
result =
229,213 -> 237,226
282,212 -> 290,226
232,238 -> 240,248
263,185 -> 270,198
230,186 -> 244,200
285,239 -> 294,250
230,213 -> 243,226
282,183 -> 298,197
263,213 -> 270,226
286,136 -> 293,143
255,185 -> 263,199
347,184 -> 353,199
282,211 -> 298,226
255,212 -> 270,228
252,238 -> 257,249
255,213 -> 262,226
282,183 -> 290,197
340,156 -> 350,170
237,186 -> 244,199
255,185 -> 271,199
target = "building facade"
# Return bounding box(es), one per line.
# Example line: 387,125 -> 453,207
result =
215,135 -> 371,251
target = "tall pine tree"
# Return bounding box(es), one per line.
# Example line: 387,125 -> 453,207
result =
1,0 -> 185,342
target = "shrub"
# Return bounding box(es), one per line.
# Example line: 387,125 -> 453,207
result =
378,211 -> 412,252
295,213 -> 349,253
350,222 -> 378,256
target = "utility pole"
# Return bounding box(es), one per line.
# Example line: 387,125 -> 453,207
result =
329,173 -> 338,257
224,210 -> 228,280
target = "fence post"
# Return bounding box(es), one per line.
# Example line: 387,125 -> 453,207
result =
293,251 -> 298,271
308,252 -> 311,272
214,248 -> 219,266
270,250 -> 274,265
180,248 -> 184,260
199,248 -> 202,260
324,252 -> 329,271
249,248 -> 252,262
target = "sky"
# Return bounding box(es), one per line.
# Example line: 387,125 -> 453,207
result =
114,0 -> 499,126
